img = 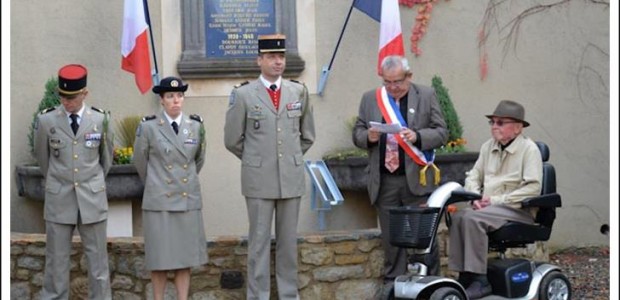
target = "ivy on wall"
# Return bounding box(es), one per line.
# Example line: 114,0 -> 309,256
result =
399,0 -> 450,56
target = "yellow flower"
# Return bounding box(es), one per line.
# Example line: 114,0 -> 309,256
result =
113,146 -> 134,165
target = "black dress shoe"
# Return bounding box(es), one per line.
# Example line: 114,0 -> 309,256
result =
465,281 -> 492,299
457,272 -> 474,287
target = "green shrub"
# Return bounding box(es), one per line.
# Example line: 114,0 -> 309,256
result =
28,77 -> 60,157
432,75 -> 466,154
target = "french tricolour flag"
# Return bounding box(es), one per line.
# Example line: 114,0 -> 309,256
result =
354,0 -> 405,74
121,0 -> 153,94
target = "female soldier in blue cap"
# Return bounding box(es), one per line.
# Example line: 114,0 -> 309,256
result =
133,77 -> 207,300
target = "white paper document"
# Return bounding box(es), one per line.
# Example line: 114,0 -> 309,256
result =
369,121 -> 402,134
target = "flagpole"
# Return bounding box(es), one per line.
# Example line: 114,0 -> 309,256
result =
317,0 -> 357,96
142,0 -> 160,85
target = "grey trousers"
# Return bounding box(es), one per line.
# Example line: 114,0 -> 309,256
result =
245,197 -> 300,300
448,205 -> 534,274
42,219 -> 111,300
376,174 -> 440,279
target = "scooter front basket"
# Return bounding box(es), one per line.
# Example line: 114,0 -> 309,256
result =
389,206 -> 441,249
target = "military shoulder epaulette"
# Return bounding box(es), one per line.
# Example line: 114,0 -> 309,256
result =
234,81 -> 249,88
142,115 -> 156,122
189,114 -> 203,123
91,106 -> 105,114
40,107 -> 56,114
289,79 -> 305,85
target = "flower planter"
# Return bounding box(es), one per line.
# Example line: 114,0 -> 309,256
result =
434,152 -> 480,185
324,152 -> 479,192
322,156 -> 369,191
15,164 -> 144,201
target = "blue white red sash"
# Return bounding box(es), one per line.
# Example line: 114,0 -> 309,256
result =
375,87 -> 440,185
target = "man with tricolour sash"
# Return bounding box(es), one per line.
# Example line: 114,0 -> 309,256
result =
353,55 -> 448,282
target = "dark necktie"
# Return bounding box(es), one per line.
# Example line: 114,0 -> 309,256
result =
171,121 -> 179,135
70,114 -> 79,135
269,84 -> 277,92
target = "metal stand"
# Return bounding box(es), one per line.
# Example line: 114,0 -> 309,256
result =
304,161 -> 344,230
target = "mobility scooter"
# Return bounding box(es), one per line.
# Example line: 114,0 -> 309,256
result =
383,142 -> 571,300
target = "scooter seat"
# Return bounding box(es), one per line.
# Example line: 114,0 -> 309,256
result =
488,222 -> 551,248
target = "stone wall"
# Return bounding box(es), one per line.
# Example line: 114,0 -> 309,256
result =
10,229 -> 546,299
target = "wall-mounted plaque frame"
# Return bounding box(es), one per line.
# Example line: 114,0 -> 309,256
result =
178,0 -> 305,79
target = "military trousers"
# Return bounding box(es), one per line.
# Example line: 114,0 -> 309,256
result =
42,219 -> 111,300
245,197 -> 300,300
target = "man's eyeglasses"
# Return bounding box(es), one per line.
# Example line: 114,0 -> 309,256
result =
488,119 -> 517,127
383,77 -> 407,87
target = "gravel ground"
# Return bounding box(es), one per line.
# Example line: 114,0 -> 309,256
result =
549,246 -> 610,300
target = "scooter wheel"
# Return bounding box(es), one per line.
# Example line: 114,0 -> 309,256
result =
539,271 -> 571,300
429,287 -> 466,300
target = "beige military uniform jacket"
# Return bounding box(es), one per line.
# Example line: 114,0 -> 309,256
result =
133,111 -> 206,211
224,79 -> 315,199
34,104 -> 113,224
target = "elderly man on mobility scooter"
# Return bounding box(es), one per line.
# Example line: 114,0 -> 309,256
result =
386,100 -> 571,299
450,100 -> 544,298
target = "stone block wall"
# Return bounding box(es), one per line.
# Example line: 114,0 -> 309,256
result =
10,228 -> 546,299
11,231 -> 389,299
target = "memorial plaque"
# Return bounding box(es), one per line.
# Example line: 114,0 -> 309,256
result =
179,0 -> 304,78
205,0 -> 276,58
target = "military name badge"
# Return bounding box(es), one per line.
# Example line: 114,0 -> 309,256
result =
184,138 -> 198,145
286,101 -> 302,118
286,102 -> 302,111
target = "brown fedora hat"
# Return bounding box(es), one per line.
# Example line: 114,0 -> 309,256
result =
486,100 -> 530,127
